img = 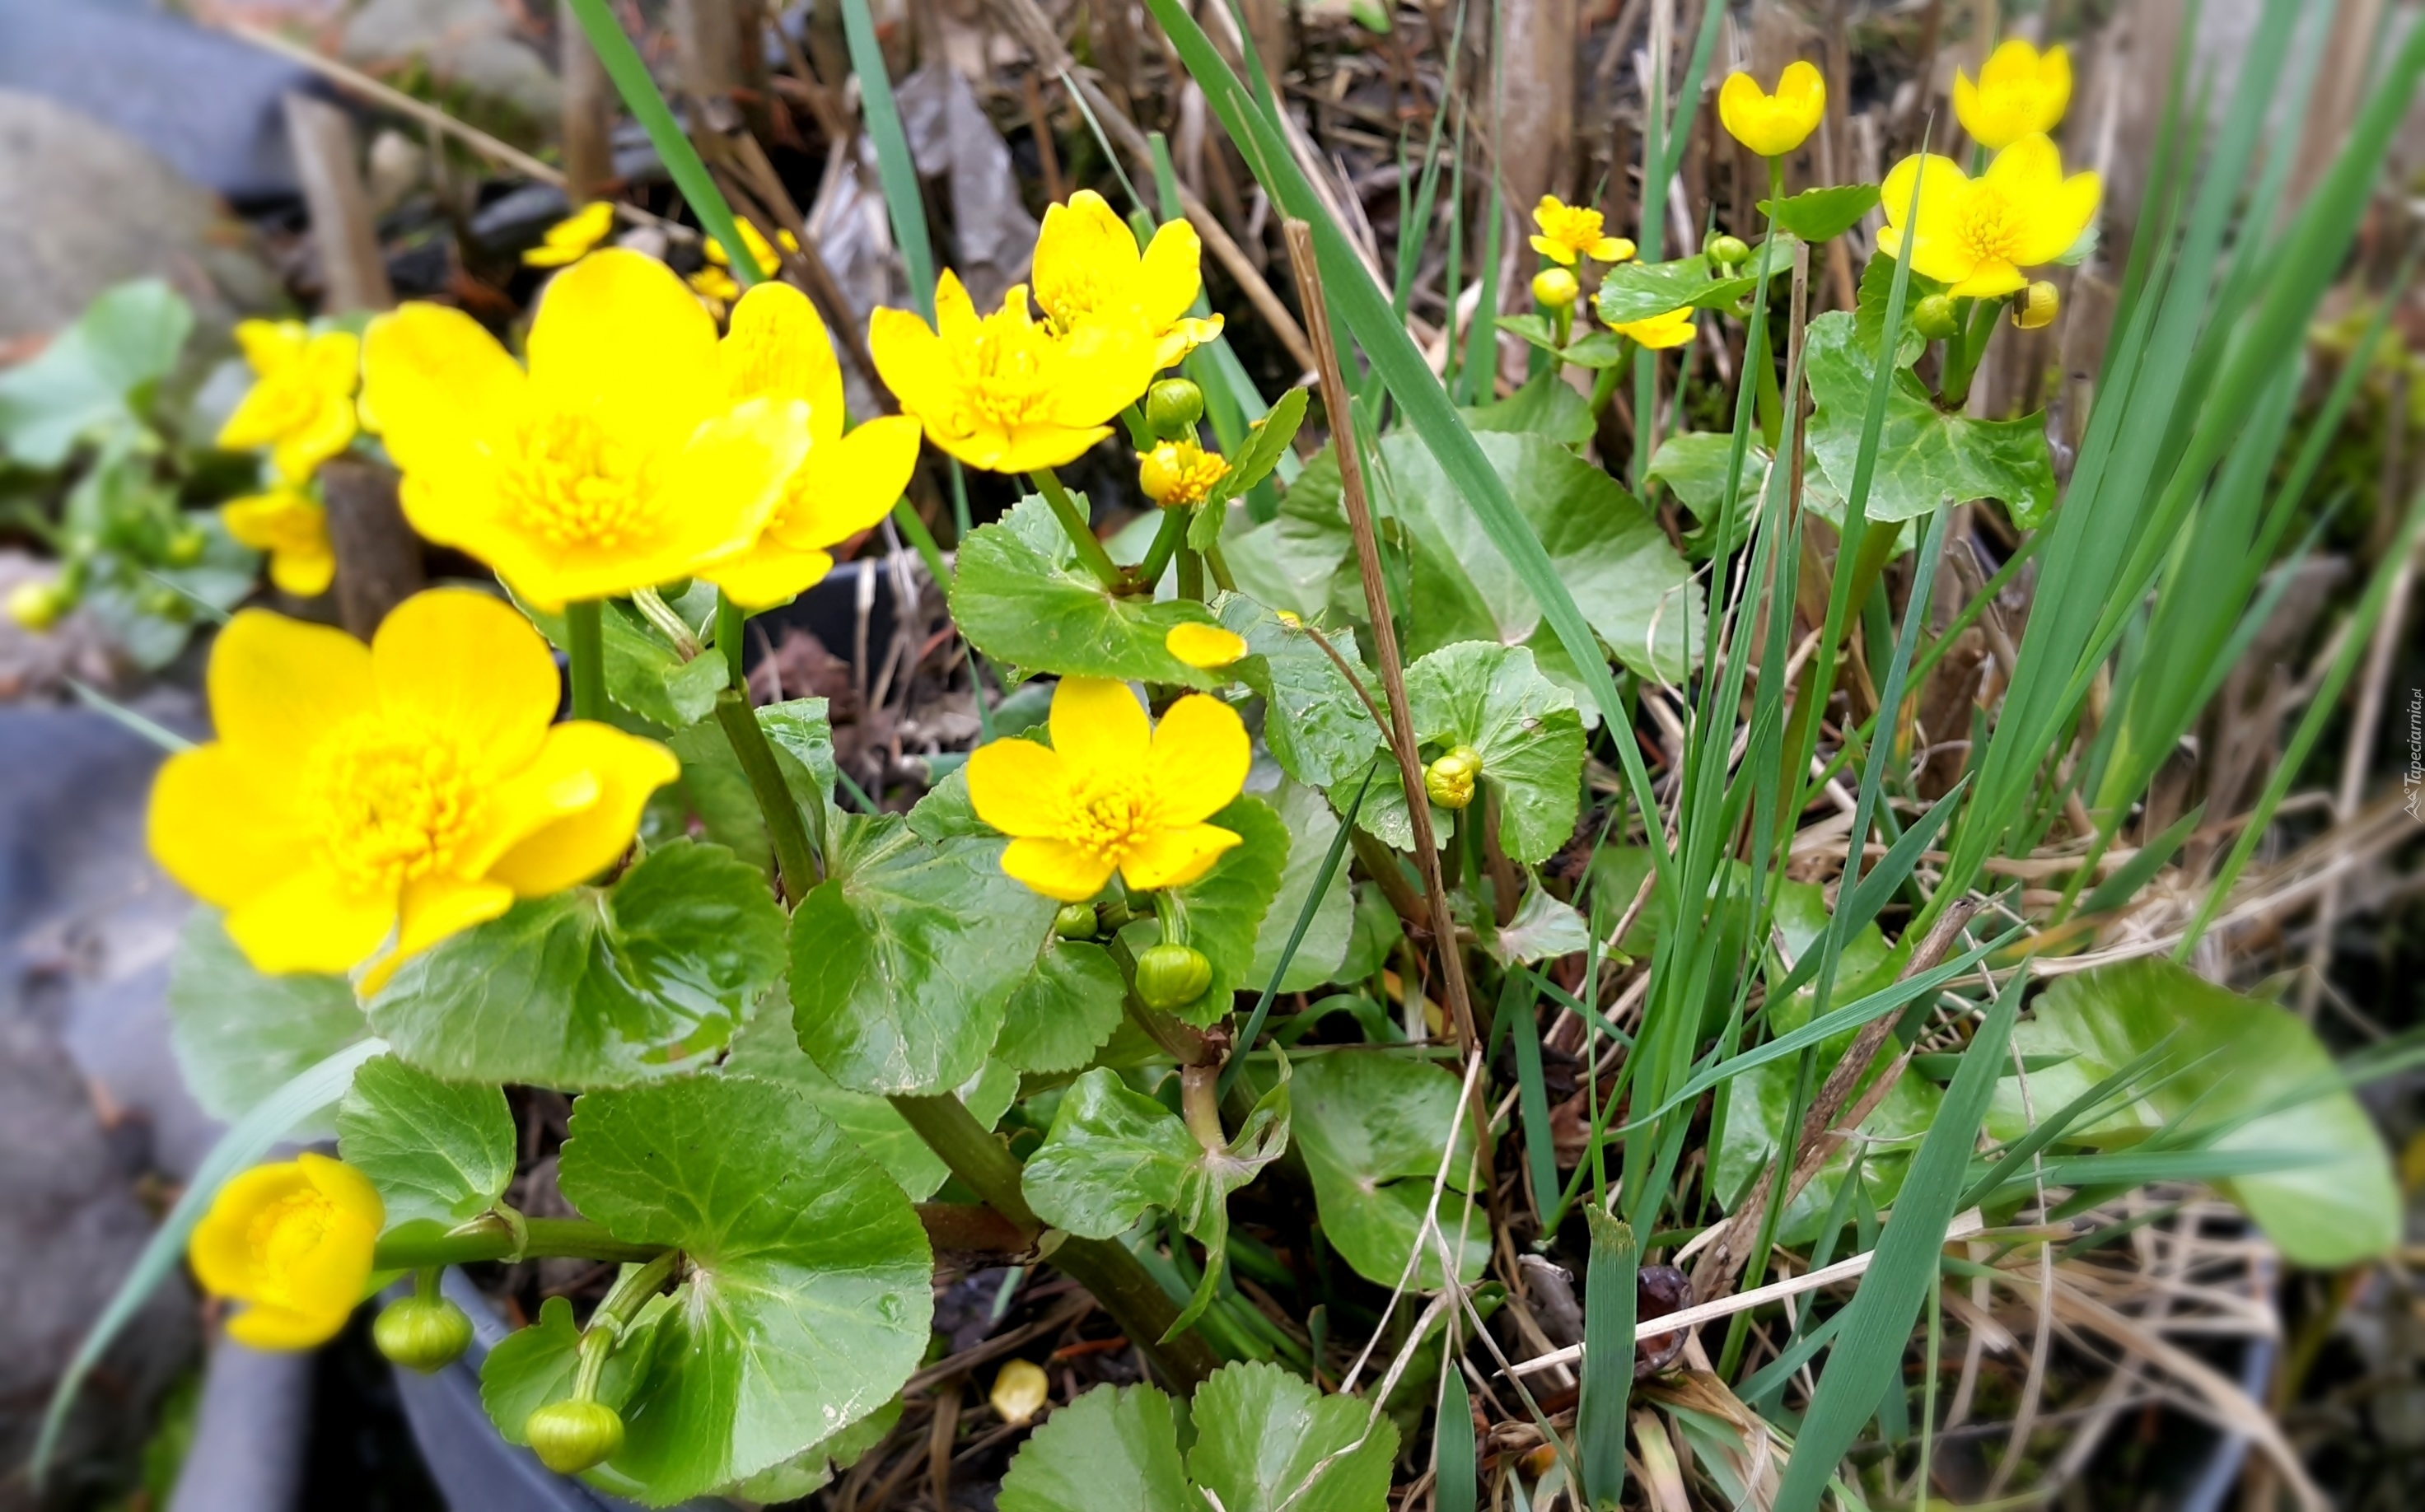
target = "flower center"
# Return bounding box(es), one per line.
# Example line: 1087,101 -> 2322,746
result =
246,1189 -> 338,1300
1061,776 -> 1161,866
499,410 -> 658,548
302,715 -> 484,896
1546,206 -> 1601,251
956,303 -> 1062,432
1955,184 -> 2026,264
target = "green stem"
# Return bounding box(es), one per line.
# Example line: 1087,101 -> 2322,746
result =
566,600 -> 607,721
891,498 -> 951,589
1030,468 -> 1124,590
1204,541 -> 1237,593
374,1215 -> 661,1270
1133,506 -> 1189,590
713,689 -> 822,902
1937,296 -> 1999,411
714,592 -> 745,689
573,1249 -> 680,1400
1175,544 -> 1205,601
1587,345 -> 1633,416
887,1092 -> 1220,1388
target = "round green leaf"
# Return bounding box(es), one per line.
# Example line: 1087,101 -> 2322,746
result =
1188,1359 -> 1399,1512
167,909 -> 367,1132
950,494 -> 1222,685
1021,1067 -> 1201,1240
996,936 -> 1128,1075
558,1075 -> 933,1503
335,1054 -> 515,1230
1221,595 -> 1383,791
1282,1052 -> 1486,1289
997,1381 -> 1194,1512
367,841 -> 787,1090
1357,642 -> 1585,865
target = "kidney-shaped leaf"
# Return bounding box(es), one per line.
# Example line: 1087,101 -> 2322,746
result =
167,909 -> 367,1132
1189,1359 -> 1399,1512
1282,1052 -> 1486,1289
1357,642 -> 1585,865
996,1381 -> 1194,1512
557,1074 -> 934,1504
951,494 -> 1222,686
336,1054 -> 515,1230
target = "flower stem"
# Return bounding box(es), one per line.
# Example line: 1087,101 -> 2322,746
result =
713,688 -> 823,903
573,1248 -> 680,1398
1133,506 -> 1189,590
374,1215 -> 661,1270
1175,543 -> 1205,601
714,591 -> 745,688
886,1090 -> 1220,1390
1937,296 -> 1999,411
1029,468 -> 1124,590
566,600 -> 607,721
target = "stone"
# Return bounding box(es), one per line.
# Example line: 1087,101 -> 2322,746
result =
341,0 -> 563,132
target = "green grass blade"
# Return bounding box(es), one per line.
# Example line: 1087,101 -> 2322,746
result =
1437,1347 -> 1478,1512
1579,1208 -> 1637,1509
839,0 -> 937,320
1510,973 -> 1558,1220
563,0 -> 751,281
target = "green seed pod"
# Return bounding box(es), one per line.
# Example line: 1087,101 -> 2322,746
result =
1053,903 -> 1098,940
1706,234 -> 1750,268
1912,294 -> 1961,342
374,1294 -> 474,1374
1133,942 -> 1212,1012
1144,378 -> 1205,440
526,1398 -> 625,1476
1423,745 -> 1482,810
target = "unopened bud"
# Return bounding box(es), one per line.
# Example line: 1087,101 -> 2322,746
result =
7,579 -> 69,632
1133,942 -> 1212,1012
1706,234 -> 1750,268
526,1398 -> 624,1475
375,1294 -> 474,1374
1530,267 -> 1579,310
1912,294 -> 1961,341
1145,379 -> 1204,440
2012,281 -> 2058,330
1053,903 -> 1098,940
1424,745 -> 1482,810
166,527 -> 208,566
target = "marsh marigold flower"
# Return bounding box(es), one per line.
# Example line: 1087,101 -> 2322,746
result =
148,589 -> 679,991
689,221 -> 800,303
871,271 -> 1157,475
1607,306 -> 1698,350
703,282 -> 922,608
361,249 -> 809,610
218,320 -> 360,483
524,202 -> 616,268
1718,63 -> 1826,158
1955,40 -> 2072,152
966,676 -> 1249,901
223,487 -> 336,597
1138,437 -> 1228,507
1529,196 -> 1633,267
1034,189 -> 1223,369
189,1154 -> 382,1349
1165,623 -> 1247,670
1879,135 -> 2100,298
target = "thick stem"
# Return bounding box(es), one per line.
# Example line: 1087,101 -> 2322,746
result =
1133,505 -> 1189,590
713,689 -> 822,903
565,599 -> 607,721
573,1248 -> 681,1399
1180,1064 -> 1225,1150
889,1091 -> 1219,1389
1936,296 -> 1999,411
1175,543 -> 1205,601
1030,468 -> 1125,590
714,591 -> 745,688
374,1215 -> 661,1270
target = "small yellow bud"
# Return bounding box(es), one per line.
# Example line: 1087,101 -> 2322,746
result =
1137,438 -> 1229,508
1530,267 -> 1579,310
2012,281 -> 2059,330
1424,745 -> 1482,810
990,1359 -> 1051,1426
7,579 -> 69,632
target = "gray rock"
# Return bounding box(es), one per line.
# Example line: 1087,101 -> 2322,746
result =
0,90 -> 281,344
341,0 -> 563,130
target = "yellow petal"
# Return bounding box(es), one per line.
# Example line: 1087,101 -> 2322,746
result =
1982,133 -> 2063,202
1000,837 -> 1118,902
148,744 -> 310,907
933,269 -> 984,346
777,415 -> 923,550
1034,191 -> 1139,326
1717,72 -> 1767,151
1147,693 -> 1250,824
1529,234 -> 1575,264
189,1162 -> 315,1297
359,875 -> 516,993
206,609 -> 373,754
1136,217 -> 1207,332
868,306 -> 959,436
358,303 -> 525,480
224,865 -> 395,976
1588,236 -> 1633,263
1946,262 -> 2029,299
371,589 -> 558,773
484,722 -> 680,896
974,421 -> 1114,475
1951,68 -> 1990,146
236,320 -> 307,377
1119,822 -> 1241,892
267,539 -> 336,597
1881,152 -> 1966,235
1050,677 -> 1152,778
229,1303 -> 350,1351
647,394 -> 812,573
724,281 -> 847,446
701,540 -> 837,609
2018,169 -> 2101,266
1776,60 -> 1827,129
1048,319 -> 1159,431
1163,623 -> 1248,670
304,330 -> 362,397
527,248 -> 719,438
301,1150 -> 385,1227
966,738 -> 1074,838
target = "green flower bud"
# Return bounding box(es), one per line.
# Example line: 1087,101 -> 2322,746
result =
1912,294 -> 1960,342
1145,378 -> 1204,440
7,579 -> 69,632
374,1294 -> 474,1374
1423,745 -> 1481,810
526,1398 -> 624,1476
1706,234 -> 1750,268
1053,903 -> 1098,940
1133,942 -> 1212,1012
165,526 -> 208,567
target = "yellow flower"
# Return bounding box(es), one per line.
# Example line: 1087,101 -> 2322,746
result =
689,222 -> 800,302
218,320 -> 360,483
223,488 -> 336,597
524,202 -> 616,268
360,249 -> 810,610
1033,189 -> 1223,369
701,282 -> 923,608
1608,306 -> 1698,349
1878,135 -> 2100,299
147,589 -> 680,992
1164,623 -> 1247,669
1718,62 -> 1827,158
189,1154 -> 382,1349
966,676 -> 1249,901
1955,40 -> 2072,152
1529,196 -> 1633,267
871,271 -> 1158,475
2012,279 -> 2060,329
1138,437 -> 1228,507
